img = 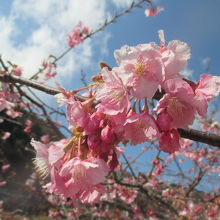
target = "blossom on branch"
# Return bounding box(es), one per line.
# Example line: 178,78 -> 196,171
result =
29,31 -> 220,205
145,6 -> 164,17
67,22 -> 89,48
114,43 -> 164,98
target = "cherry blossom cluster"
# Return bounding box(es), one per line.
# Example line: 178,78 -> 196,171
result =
32,30 -> 220,204
41,59 -> 57,81
0,82 -> 23,141
67,22 -> 89,48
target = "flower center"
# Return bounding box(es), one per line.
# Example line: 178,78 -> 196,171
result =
168,97 -> 185,114
134,60 -> 149,75
113,90 -> 124,101
137,119 -> 146,129
73,163 -> 86,180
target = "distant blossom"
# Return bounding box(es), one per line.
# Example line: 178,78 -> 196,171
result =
145,6 -> 164,17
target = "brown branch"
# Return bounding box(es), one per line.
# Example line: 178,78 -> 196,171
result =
178,128 -> 220,147
1,73 -> 220,148
122,153 -> 137,180
113,172 -> 179,217
15,84 -> 65,139
0,55 -> 8,71
185,168 -> 207,197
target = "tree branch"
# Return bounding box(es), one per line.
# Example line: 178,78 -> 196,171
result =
178,128 -> 220,148
1,73 -> 220,148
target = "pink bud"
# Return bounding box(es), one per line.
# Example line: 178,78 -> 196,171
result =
145,6 -> 164,17
2,132 -> 11,140
152,159 -> 159,165
146,209 -> 155,216
159,129 -> 180,153
101,125 -> 115,143
101,142 -> 112,153
108,151 -> 118,171
12,66 -> 23,76
2,164 -> 10,173
156,112 -> 172,131
41,135 -> 50,144
85,112 -> 103,134
0,181 -> 6,187
87,134 -> 101,150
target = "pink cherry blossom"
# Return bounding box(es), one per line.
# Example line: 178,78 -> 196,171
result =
42,61 -> 57,81
159,129 -> 180,153
114,43 -> 164,98
0,181 -> 6,187
66,96 -> 90,128
24,119 -> 32,133
155,93 -> 196,128
48,143 -> 65,166
108,150 -> 119,171
108,112 -> 127,140
32,139 -> 67,179
87,133 -> 101,151
152,163 -> 166,176
118,185 -> 137,204
1,164 -> 10,173
156,112 -> 173,131
80,184 -> 104,204
180,138 -> 193,150
145,6 -> 164,17
101,125 -> 115,144
67,22 -> 89,48
6,109 -> 22,118
31,139 -> 49,178
95,68 -> 130,115
49,157 -> 109,201
195,74 -> 220,101
124,112 -> 159,145
155,78 -> 206,128
84,111 -> 104,135
41,135 -> 50,144
12,66 -> 23,76
1,132 -> 11,140
54,82 -> 72,105
0,92 -> 14,111
161,40 -> 191,79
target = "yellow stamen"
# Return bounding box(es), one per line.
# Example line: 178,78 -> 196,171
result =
72,164 -> 86,180
168,97 -> 186,114
134,61 -> 149,75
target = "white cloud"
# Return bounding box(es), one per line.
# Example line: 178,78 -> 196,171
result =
201,57 -> 211,67
180,68 -> 193,78
111,0 -> 133,8
0,0 -> 141,94
0,0 -> 114,82
100,32 -> 112,56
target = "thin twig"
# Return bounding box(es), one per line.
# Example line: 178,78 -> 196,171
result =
29,0 -> 147,80
185,168 -> 207,197
122,153 -> 137,180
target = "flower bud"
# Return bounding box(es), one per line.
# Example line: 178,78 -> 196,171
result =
101,125 -> 115,144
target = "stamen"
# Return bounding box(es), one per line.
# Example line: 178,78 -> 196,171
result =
134,61 -> 149,75
33,157 -> 49,179
113,90 -> 124,101
72,164 -> 86,180
168,97 -> 186,114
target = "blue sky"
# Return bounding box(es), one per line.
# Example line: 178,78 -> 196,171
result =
1,0 -> 220,190
1,0 -> 220,84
